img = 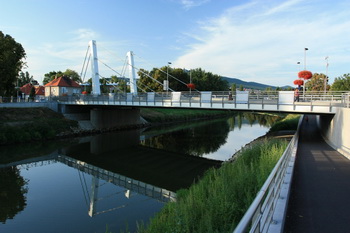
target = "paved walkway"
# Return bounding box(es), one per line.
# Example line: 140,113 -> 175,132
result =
284,115 -> 350,233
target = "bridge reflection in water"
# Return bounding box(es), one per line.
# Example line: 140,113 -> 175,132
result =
0,128 -> 221,218
57,155 -> 176,217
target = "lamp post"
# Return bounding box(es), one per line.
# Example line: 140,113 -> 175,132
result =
304,48 -> 308,70
166,62 -> 171,95
303,48 -> 308,99
324,56 -> 329,95
297,62 -> 301,90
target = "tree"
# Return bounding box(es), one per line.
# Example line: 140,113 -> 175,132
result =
18,71 -> 33,87
43,69 -> 81,85
190,68 -> 228,91
64,69 -> 82,83
331,73 -> 350,91
231,83 -> 236,92
239,84 -> 244,91
137,67 -> 229,92
43,71 -> 63,84
0,31 -> 26,96
29,86 -> 36,101
305,73 -> 330,92
110,75 -> 128,93
0,167 -> 28,223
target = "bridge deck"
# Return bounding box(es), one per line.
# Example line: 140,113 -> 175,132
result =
284,115 -> 350,232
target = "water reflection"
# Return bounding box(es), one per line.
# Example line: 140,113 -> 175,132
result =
141,112 -> 281,158
0,128 -> 221,229
57,155 -> 176,217
0,167 -> 28,224
0,112 -> 282,232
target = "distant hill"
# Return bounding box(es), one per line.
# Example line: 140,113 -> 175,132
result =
222,76 -> 292,90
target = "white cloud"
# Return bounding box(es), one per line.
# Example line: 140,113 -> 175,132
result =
174,0 -> 350,86
180,0 -> 210,10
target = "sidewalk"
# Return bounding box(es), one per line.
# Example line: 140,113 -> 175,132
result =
284,115 -> 350,233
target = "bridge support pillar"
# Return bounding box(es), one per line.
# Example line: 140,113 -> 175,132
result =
90,107 -> 141,130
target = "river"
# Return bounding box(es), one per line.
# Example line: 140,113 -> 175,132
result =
0,112 -> 280,233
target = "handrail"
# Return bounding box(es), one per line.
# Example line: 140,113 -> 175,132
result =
1,91 -> 348,112
233,116 -> 303,233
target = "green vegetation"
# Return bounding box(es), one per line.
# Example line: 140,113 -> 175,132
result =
137,67 -> 229,92
331,73 -> 350,91
305,73 -> 330,92
140,108 -> 230,123
268,114 -> 300,132
0,108 -> 77,145
0,31 -> 26,97
137,139 -> 288,233
43,69 -> 82,85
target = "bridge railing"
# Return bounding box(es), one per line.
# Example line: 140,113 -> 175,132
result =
232,116 -> 303,233
3,91 -> 348,111
54,91 -> 348,104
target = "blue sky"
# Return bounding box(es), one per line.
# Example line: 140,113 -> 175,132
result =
1,0 -> 349,87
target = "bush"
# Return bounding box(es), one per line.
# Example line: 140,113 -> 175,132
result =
269,114 -> 300,132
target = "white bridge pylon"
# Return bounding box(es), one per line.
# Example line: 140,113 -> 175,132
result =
89,40 -> 100,96
87,40 -> 138,96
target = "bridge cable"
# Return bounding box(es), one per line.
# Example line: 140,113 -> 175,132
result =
133,53 -> 195,90
80,45 -> 90,82
96,45 -> 171,92
77,170 -> 90,207
131,63 -> 175,92
97,58 -> 124,77
91,44 -> 174,92
82,54 -> 91,85
97,59 -> 149,93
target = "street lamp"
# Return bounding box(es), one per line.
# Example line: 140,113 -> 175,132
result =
324,56 -> 329,95
303,48 -> 308,99
304,48 -> 308,70
166,62 -> 171,95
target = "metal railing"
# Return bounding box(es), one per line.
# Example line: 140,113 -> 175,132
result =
232,116 -> 302,233
1,91 -> 349,112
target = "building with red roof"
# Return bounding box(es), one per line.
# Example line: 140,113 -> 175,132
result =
44,76 -> 81,97
20,83 -> 34,96
20,83 -> 45,100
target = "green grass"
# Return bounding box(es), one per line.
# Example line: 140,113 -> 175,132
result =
268,114 -> 300,132
0,108 -> 78,145
140,108 -> 230,123
136,139 -> 288,233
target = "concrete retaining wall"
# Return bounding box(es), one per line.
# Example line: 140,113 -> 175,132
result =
90,107 -> 141,129
317,108 -> 350,159
0,102 -> 58,112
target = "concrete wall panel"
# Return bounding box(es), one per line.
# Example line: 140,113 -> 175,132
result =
318,108 -> 350,159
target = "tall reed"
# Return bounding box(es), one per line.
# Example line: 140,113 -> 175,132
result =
137,139 -> 288,233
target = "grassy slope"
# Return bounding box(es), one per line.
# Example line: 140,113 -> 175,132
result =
0,108 -> 77,145
140,108 -> 230,123
137,139 -> 288,233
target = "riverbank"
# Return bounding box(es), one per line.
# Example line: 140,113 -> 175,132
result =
130,114 -> 300,233
0,108 -> 78,145
135,138 -> 289,233
0,107 -> 235,146
140,108 -> 232,124
227,114 -> 300,162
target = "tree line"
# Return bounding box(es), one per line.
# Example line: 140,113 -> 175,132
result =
1,30 -> 350,97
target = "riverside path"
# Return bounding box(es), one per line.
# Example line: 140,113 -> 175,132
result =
284,115 -> 350,233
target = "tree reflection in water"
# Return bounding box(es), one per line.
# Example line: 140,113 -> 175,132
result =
0,166 -> 28,223
142,112 -> 282,157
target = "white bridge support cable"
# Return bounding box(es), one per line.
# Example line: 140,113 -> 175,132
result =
90,40 -> 101,96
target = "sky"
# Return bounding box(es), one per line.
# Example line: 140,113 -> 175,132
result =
1,0 -> 349,87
